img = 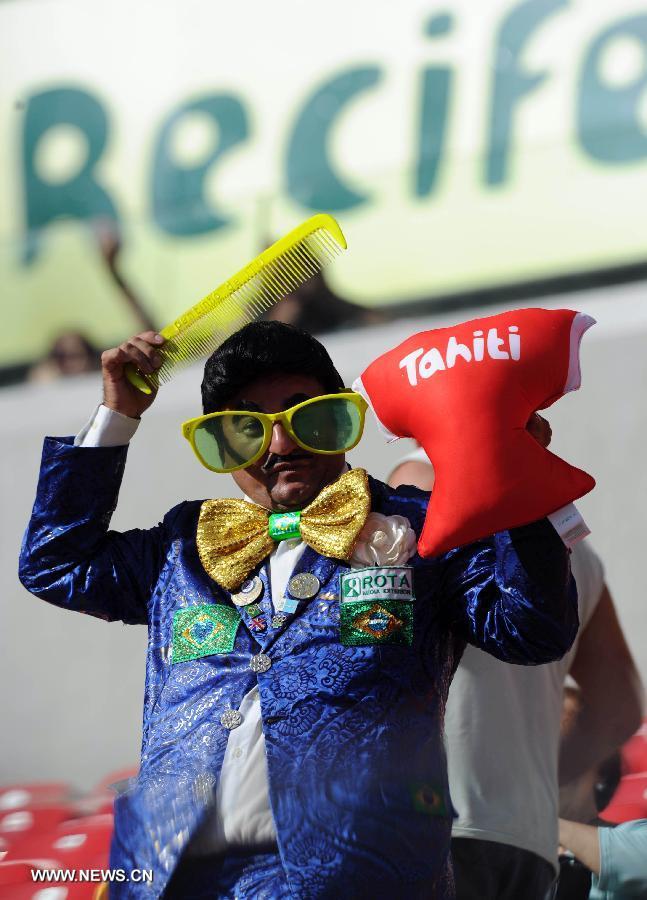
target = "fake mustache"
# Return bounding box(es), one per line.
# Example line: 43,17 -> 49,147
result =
261,451 -> 313,473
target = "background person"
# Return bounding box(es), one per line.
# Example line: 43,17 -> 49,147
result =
28,330 -> 102,382
388,445 -> 643,900
551,748 -> 621,899
27,218 -> 156,385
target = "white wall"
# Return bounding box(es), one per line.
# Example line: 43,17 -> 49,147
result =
2,280 -> 646,790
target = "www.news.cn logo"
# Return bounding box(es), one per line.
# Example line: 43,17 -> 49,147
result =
31,868 -> 153,884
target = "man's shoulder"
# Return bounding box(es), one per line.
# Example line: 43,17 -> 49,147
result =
367,474 -> 430,534
160,499 -> 204,536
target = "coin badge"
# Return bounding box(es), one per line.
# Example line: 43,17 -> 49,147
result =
287,573 -> 321,601
220,709 -> 243,730
231,576 -> 263,606
250,653 -> 272,673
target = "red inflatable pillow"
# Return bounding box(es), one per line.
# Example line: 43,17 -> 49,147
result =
354,308 -> 595,557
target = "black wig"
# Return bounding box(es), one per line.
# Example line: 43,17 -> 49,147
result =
201,321 -> 344,413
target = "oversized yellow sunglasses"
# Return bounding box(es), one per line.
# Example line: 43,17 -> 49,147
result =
181,392 -> 368,473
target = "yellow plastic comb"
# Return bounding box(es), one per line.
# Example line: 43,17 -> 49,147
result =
125,214 -> 347,394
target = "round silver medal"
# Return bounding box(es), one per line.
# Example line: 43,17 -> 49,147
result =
287,573 -> 320,600
250,653 -> 272,674
231,576 -> 263,606
220,709 -> 243,730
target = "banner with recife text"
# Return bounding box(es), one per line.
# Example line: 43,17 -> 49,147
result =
1,0 -> 646,366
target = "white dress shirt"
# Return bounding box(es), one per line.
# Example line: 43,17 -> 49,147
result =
75,404 -> 302,852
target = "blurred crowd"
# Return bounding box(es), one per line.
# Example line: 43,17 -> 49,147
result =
2,220 -> 388,391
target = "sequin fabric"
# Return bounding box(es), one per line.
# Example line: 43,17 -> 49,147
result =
339,599 -> 413,646
196,498 -> 273,591
172,604 -> 240,663
19,437 -> 578,899
196,467 -> 370,590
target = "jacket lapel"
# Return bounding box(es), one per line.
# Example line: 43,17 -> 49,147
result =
296,545 -> 339,592
222,544 -> 340,651
231,563 -> 273,650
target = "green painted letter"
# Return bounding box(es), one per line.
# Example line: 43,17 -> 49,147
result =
578,15 -> 647,163
415,13 -> 454,197
152,95 -> 249,236
22,87 -> 117,263
286,67 -> 382,211
485,0 -> 567,185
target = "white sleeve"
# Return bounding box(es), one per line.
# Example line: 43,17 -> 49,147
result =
395,445 -> 430,466
570,540 -> 605,629
74,404 -> 140,447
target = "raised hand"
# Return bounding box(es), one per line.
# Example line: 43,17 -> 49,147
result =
101,331 -> 165,419
527,412 -> 552,448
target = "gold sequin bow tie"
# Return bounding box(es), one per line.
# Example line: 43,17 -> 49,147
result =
196,468 -> 371,591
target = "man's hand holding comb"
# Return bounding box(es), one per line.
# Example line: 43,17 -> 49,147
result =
101,331 -> 165,419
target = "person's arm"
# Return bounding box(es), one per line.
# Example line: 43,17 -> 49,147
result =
93,219 -> 157,333
436,518 -> 578,664
559,819 -> 601,874
560,819 -> 647,894
388,460 -> 435,491
560,586 -> 644,784
596,820 -> 647,893
18,331 -> 170,624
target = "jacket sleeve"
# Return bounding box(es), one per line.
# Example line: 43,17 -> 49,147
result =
436,518 -> 579,664
18,437 -> 169,625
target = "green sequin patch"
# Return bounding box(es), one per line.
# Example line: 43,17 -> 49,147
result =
171,604 -> 240,663
268,511 -> 301,541
339,600 -> 413,647
411,783 -> 449,817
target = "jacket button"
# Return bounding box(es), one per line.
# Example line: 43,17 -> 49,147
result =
220,709 -> 243,730
250,653 -> 272,674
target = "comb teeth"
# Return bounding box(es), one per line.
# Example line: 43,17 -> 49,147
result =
153,217 -> 345,386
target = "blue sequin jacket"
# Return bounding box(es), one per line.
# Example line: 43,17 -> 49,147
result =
19,438 -> 578,898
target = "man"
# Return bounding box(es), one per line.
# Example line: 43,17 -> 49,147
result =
20,321 -> 579,899
389,451 -> 643,900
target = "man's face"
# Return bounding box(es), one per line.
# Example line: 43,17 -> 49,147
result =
228,373 -> 346,511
